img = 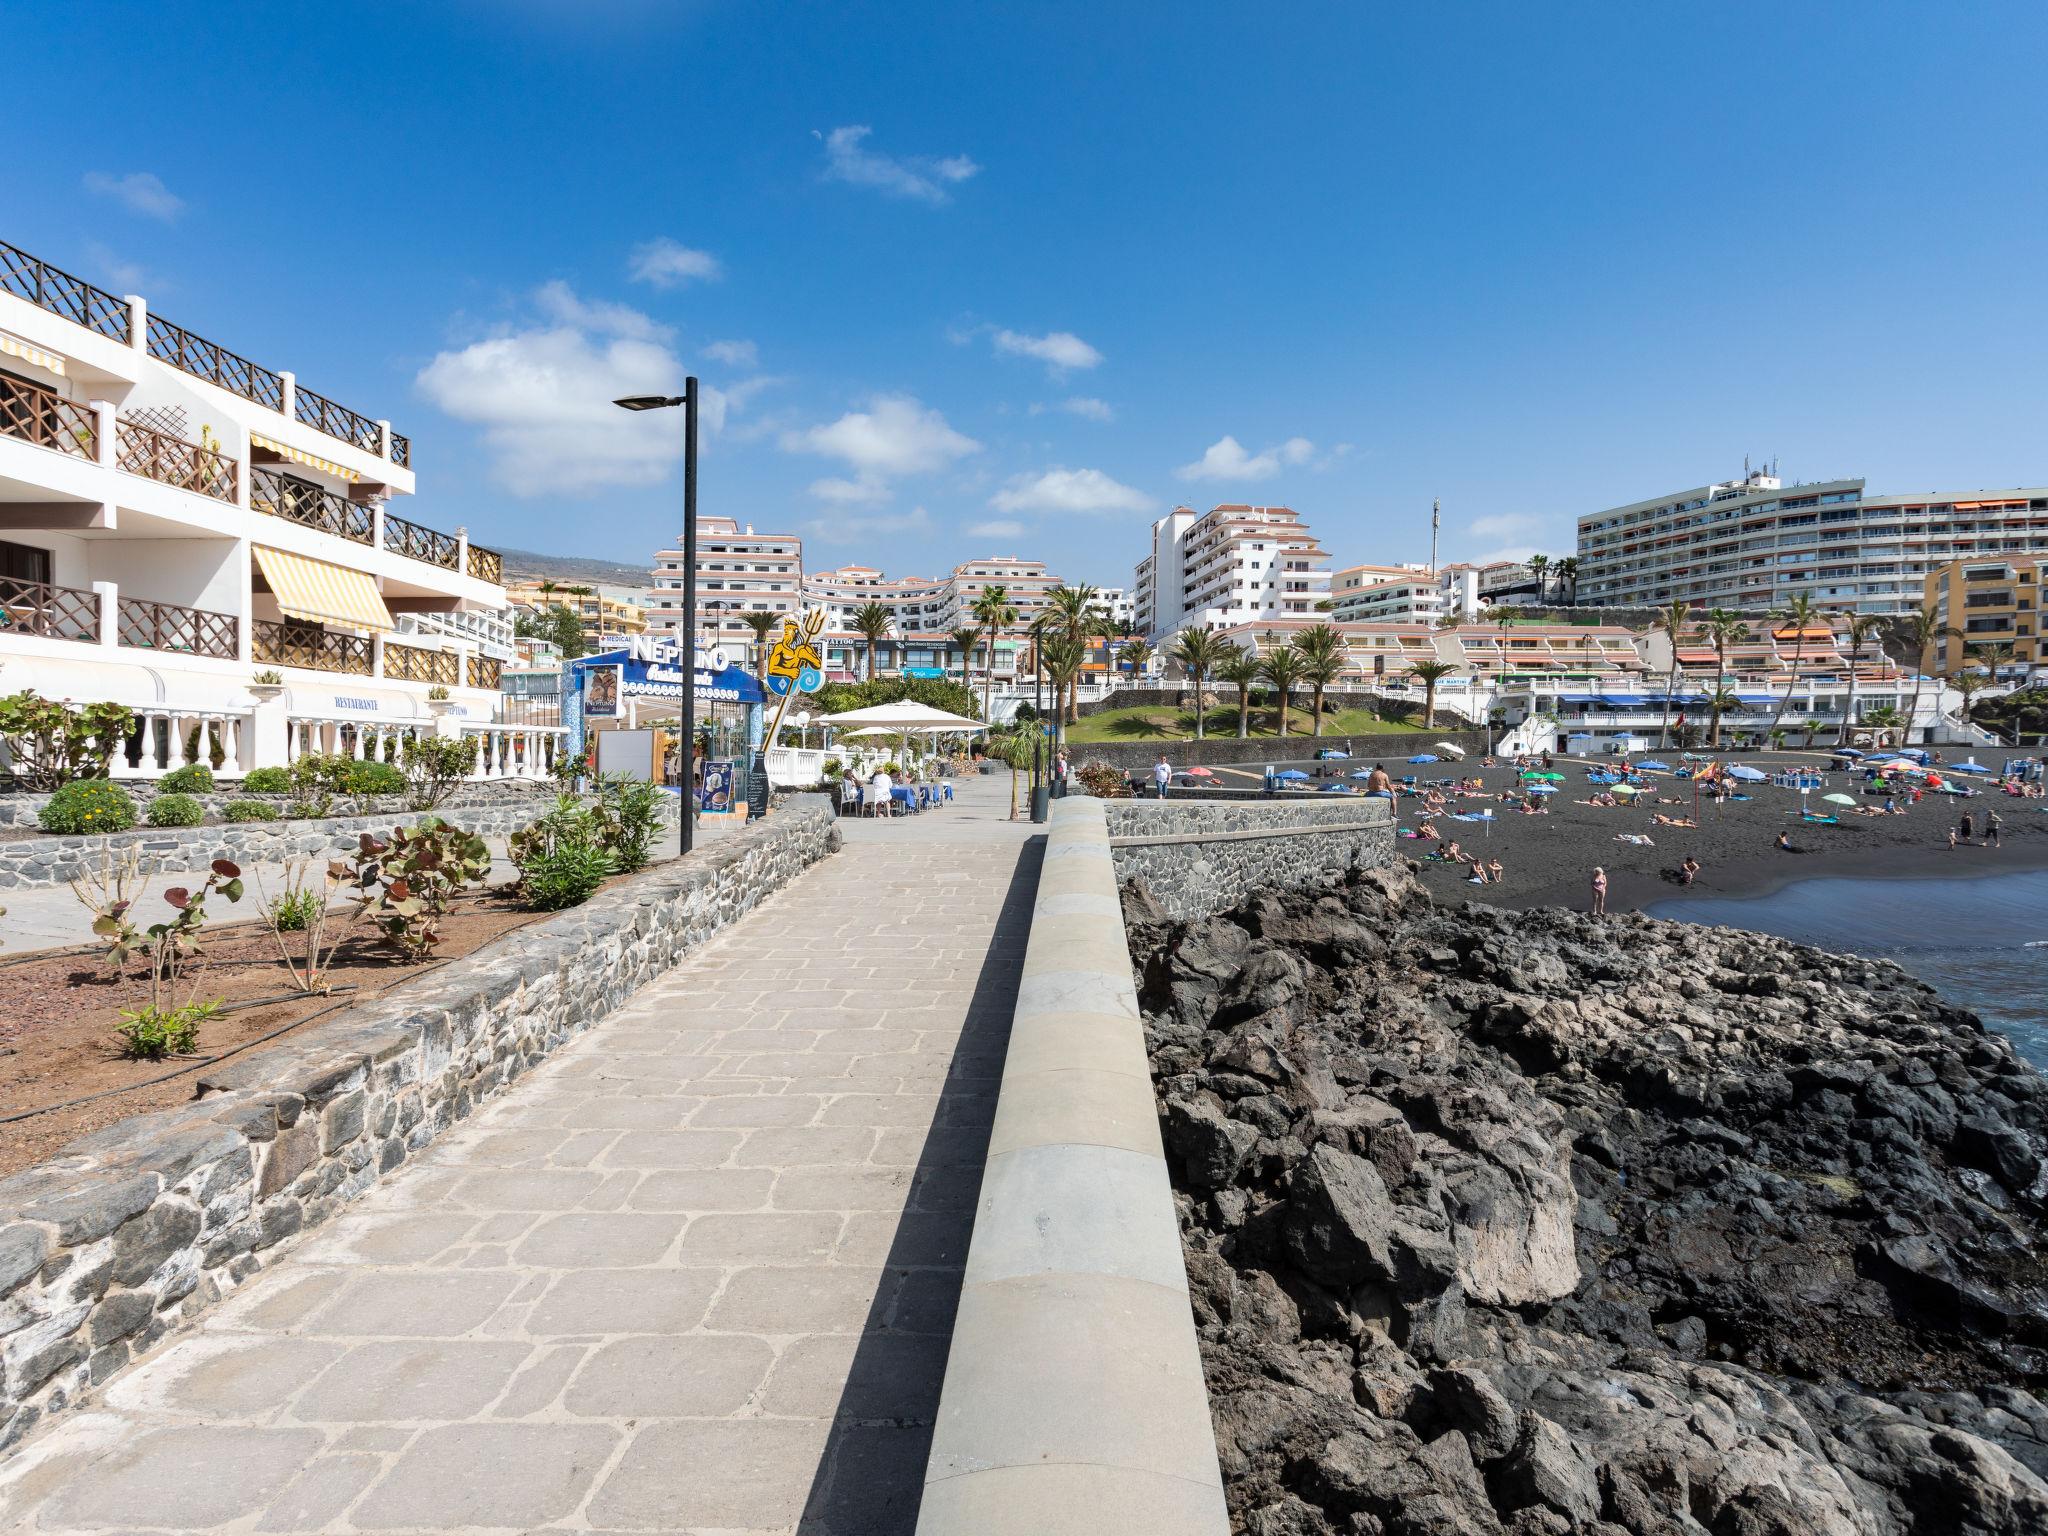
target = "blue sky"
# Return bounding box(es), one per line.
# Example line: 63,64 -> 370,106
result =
12,2 -> 2047,586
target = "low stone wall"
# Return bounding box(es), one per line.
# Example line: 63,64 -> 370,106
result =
1103,797 -> 1396,919
1072,729 -> 1484,778
0,801 -> 838,1449
0,795 -> 583,891
918,796 -> 1229,1535
0,779 -> 549,829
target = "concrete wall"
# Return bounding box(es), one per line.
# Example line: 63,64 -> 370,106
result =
918,796 -> 1229,1535
0,801 -> 838,1449
1103,797 -> 1396,919
1072,728 -> 1484,778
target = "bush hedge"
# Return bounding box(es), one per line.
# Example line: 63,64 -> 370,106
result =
224,799 -> 280,822
242,766 -> 292,793
39,780 -> 138,834
146,793 -> 206,827
158,764 -> 215,794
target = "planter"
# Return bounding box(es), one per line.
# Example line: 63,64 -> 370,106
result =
247,684 -> 285,703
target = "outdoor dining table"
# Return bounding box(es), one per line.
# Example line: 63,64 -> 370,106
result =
890,786 -> 921,811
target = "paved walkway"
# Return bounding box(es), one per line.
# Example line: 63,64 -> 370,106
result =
0,772 -> 1040,1535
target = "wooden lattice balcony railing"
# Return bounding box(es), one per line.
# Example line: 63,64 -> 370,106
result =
384,513 -> 460,570
390,433 -> 411,468
0,576 -> 101,643
467,654 -> 504,689
145,315 -> 285,410
0,375 -> 96,458
384,642 -> 460,686
116,596 -> 238,659
293,385 -> 382,454
251,466 -> 372,544
0,240 -> 130,342
252,620 -> 372,675
115,419 -> 238,503
466,545 -> 504,584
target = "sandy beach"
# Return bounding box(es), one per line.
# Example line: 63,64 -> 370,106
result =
1243,751 -> 2048,914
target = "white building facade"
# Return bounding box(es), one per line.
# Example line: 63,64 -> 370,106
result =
1134,504 -> 1330,642
647,516 -> 804,666
0,239 -> 537,780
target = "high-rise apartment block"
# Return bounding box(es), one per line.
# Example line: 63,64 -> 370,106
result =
1133,504 -> 1330,642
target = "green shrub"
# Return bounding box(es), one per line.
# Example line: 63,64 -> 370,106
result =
267,887 -> 324,931
242,766 -> 292,793
400,736 -> 479,810
224,798 -> 279,822
146,793 -> 206,827
522,840 -> 612,910
343,759 -> 405,795
822,757 -> 843,778
114,998 -> 219,1060
159,764 -> 214,794
593,774 -> 664,873
40,780 -> 138,834
0,692 -> 136,790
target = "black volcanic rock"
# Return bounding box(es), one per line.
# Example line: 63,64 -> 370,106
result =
1127,863 -> 2048,1536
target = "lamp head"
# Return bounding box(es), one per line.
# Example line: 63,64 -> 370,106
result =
613,394 -> 686,411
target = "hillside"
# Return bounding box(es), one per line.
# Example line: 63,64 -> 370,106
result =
498,547 -> 652,590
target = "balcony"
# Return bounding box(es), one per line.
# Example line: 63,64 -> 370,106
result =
384,512 -> 458,570
467,654 -> 503,689
253,619 -> 371,675
0,576 -> 99,642
115,595 -> 238,660
466,544 -> 503,584
3,237 -> 409,464
384,641 -> 460,686
116,418 -> 238,503
0,373 -> 96,458
251,465 -> 372,544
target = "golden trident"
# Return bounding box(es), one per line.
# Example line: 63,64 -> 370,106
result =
764,607 -> 829,745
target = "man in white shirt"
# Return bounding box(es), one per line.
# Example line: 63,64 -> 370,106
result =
1153,756 -> 1171,799
870,767 -> 894,816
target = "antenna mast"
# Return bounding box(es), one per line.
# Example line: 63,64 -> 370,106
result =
1430,498 -> 1440,577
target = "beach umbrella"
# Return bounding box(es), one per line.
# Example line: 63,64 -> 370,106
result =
1611,784 -> 1644,796
1408,754 -> 1439,764
1950,761 -> 1991,774
1350,768 -> 1375,779
1728,765 -> 1767,782
1319,783 -> 1351,792
1527,784 -> 1558,795
1834,748 -> 1864,758
1822,793 -> 1857,806
1525,771 -> 1564,781
1182,766 -> 1216,777
1275,768 -> 1311,781
1433,742 -> 1467,759
1636,759 -> 1672,772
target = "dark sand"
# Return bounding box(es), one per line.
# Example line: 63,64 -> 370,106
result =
1266,751 -> 2048,914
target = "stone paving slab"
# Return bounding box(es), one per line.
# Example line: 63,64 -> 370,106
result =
0,776 -> 1038,1535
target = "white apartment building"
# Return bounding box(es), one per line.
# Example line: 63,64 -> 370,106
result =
1095,586 -> 1136,633
1330,574 -> 1454,625
0,239 -> 535,780
647,516 -> 803,664
802,557 -> 1060,680
1134,504 -> 1331,642
1576,468 -> 2048,616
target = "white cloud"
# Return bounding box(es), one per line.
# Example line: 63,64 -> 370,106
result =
416,283 -> 745,497
1057,396 -> 1114,421
968,519 -> 1025,539
802,505 -> 935,544
1174,434 -> 1315,483
84,242 -> 154,293
1470,545 -> 1543,567
702,338 -> 759,368
83,171 -> 182,221
819,125 -> 980,204
990,467 -> 1153,515
780,395 -> 980,504
627,238 -> 722,288
992,328 -> 1102,375
1467,512 -> 1546,542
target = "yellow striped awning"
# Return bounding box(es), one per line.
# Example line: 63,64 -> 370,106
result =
250,432 -> 361,483
253,545 -> 393,633
0,330 -> 66,376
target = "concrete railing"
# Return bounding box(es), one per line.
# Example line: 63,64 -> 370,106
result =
917,796 -> 1229,1534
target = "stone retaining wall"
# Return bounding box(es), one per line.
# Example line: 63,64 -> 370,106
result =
918,796 -> 1229,1535
1102,797 -> 1396,919
0,801 -> 838,1449
1072,729 -> 1483,778
0,780 -> 548,829
0,796 -> 585,891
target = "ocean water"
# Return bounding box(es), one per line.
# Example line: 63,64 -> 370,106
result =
1648,867 -> 2048,1068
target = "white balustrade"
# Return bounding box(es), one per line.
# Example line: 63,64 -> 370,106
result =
111,706 -> 251,781
461,724 -> 565,780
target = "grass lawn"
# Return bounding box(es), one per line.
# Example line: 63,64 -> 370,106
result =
1059,702 -> 1423,744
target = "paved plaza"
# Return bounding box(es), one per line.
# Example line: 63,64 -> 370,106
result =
0,772 -> 1040,1535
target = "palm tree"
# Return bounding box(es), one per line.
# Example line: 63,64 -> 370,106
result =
1290,624 -> 1347,737
1863,704 -> 1905,748
849,601 -> 894,682
1168,627 -> 1231,741
1950,668 -> 1991,726
1038,632 -> 1089,745
1554,556 -> 1580,605
1703,687 -> 1742,748
1258,645 -> 1307,738
1118,638 -> 1153,678
1492,605 -> 1521,633
1527,554 -> 1549,604
738,611 -> 780,681
1900,602 -> 1961,748
1407,659 -> 1455,730
1216,650 -> 1262,738
950,626 -> 981,688
971,585 -> 1017,722
1648,600 -> 1691,751
1836,612 -> 1887,745
1765,593 -> 1822,738
1043,583 -> 1108,726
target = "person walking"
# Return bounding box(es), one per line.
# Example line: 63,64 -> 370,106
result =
1985,809 -> 2002,847
1153,755 -> 1172,800
1052,749 -> 1071,799
1960,810 -> 1974,843
1589,866 -> 1608,915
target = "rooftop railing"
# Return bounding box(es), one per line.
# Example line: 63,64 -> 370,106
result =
0,241 -> 129,342
145,315 -> 285,410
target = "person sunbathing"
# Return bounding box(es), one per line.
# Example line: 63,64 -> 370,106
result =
1650,813 -> 1697,828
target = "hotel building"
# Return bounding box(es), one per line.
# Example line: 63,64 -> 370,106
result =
505,580 -> 647,651
1923,555 -> 2043,681
0,238 -> 532,780
1575,468 -> 2048,617
1133,504 -> 1331,642
647,516 -> 803,663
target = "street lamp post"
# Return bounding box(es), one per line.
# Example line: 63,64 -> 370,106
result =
615,381 -> 698,857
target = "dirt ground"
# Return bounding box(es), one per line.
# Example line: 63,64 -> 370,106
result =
0,889 -> 575,1178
